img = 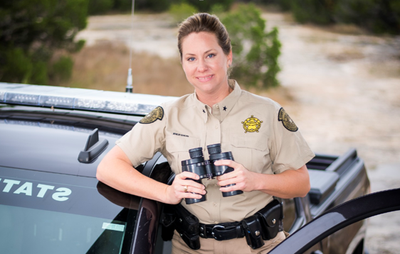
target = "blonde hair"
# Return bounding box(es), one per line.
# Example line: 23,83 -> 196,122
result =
177,13 -> 231,59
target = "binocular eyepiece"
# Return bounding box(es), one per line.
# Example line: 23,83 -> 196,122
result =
181,143 -> 243,205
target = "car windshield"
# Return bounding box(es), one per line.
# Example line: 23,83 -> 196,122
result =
0,166 -> 140,254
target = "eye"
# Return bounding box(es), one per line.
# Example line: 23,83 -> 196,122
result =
187,57 -> 195,62
206,53 -> 215,59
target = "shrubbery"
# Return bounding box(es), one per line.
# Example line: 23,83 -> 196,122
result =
169,3 -> 198,25
222,4 -> 281,88
0,0 -> 88,85
87,0 -> 234,14
274,0 -> 400,35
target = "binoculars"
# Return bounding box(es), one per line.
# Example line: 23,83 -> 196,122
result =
181,143 -> 243,205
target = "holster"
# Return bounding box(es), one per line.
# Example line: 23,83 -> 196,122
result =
160,204 -> 176,241
160,204 -> 201,250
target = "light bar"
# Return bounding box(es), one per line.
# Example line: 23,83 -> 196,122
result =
0,82 -> 177,115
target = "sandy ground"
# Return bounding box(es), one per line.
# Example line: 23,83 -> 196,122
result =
76,12 -> 400,253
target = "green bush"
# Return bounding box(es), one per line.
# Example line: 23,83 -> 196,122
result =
31,61 -> 49,85
169,3 -> 198,25
51,56 -> 74,84
0,0 -> 88,85
136,0 -> 170,12
335,0 -> 400,34
278,0 -> 400,35
290,0 -> 334,25
88,0 -> 113,15
113,0 -> 132,12
0,48 -> 33,84
222,3 -> 282,88
183,0 -> 234,12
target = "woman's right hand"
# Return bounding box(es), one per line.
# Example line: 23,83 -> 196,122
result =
166,172 -> 206,204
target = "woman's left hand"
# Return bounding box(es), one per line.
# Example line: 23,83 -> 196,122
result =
214,159 -> 258,193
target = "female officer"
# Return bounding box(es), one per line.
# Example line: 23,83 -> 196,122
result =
97,13 -> 314,254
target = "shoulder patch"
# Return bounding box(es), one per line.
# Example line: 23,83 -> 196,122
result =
241,115 -> 263,133
278,108 -> 298,132
139,106 -> 164,124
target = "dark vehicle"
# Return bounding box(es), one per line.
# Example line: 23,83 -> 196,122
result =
0,82 -> 389,254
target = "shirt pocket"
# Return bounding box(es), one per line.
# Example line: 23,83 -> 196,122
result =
230,133 -> 271,174
165,135 -> 201,173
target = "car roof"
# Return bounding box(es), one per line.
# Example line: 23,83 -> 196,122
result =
0,82 -> 177,177
0,119 -> 118,177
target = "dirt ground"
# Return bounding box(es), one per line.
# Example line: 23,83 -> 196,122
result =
76,11 -> 400,253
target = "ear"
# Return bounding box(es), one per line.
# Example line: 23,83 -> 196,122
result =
227,50 -> 233,67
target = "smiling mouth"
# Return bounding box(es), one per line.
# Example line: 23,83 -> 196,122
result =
197,75 -> 213,82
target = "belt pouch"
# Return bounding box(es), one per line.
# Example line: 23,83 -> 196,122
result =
173,204 -> 201,250
242,216 -> 265,249
256,199 -> 283,240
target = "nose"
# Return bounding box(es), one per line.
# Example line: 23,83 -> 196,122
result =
197,58 -> 208,72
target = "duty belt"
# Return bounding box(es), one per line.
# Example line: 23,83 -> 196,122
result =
161,199 -> 284,250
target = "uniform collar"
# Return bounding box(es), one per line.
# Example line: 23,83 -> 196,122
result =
192,79 -> 241,123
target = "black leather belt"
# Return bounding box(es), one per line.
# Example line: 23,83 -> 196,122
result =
199,221 -> 245,240
161,199 -> 283,249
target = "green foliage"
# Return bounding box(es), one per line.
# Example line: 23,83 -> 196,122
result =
335,0 -> 400,34
88,0 -> 171,14
134,0 -> 170,12
210,4 -> 226,15
277,0 -> 400,35
222,3 -> 282,88
290,0 -> 335,25
169,3 -> 198,25
88,0 -> 113,15
51,56 -> 74,84
183,0 -> 234,12
31,60 -> 49,85
112,0 -> 132,12
0,0 -> 88,85
1,47 -> 33,83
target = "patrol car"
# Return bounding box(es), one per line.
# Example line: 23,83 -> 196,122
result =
1,83 -> 398,254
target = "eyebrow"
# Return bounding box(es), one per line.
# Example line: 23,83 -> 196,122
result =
184,49 -> 216,57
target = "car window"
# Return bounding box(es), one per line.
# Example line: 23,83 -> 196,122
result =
0,166 -> 139,254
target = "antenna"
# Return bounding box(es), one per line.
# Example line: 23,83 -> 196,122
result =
126,0 -> 135,93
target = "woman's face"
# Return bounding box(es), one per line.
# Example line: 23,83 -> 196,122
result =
181,32 -> 232,97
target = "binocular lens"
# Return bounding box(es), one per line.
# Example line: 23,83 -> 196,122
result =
207,143 -> 221,155
182,148 -> 207,204
181,144 -> 243,205
189,147 -> 203,159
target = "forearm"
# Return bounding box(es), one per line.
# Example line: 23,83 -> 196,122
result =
96,147 -> 170,204
255,165 -> 310,199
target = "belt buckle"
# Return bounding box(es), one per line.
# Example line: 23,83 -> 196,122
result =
211,225 -> 225,240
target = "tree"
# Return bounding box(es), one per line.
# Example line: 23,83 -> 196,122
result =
0,0 -> 88,85
222,3 -> 282,88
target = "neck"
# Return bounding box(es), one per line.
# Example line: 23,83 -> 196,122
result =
196,84 -> 232,107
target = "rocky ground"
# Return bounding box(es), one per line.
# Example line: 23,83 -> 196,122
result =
76,11 -> 400,253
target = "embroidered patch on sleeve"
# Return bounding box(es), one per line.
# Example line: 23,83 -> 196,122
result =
278,107 -> 298,132
139,106 -> 164,124
242,115 -> 263,133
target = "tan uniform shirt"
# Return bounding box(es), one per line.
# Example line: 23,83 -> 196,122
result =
117,80 -> 315,224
